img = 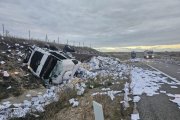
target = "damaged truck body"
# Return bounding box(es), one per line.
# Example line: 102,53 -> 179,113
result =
23,46 -> 80,85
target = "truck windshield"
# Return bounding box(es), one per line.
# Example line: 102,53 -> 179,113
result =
40,55 -> 57,79
147,51 -> 153,54
30,51 -> 43,72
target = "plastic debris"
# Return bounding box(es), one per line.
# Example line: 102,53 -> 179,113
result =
101,88 -> 111,91
133,96 -> 141,102
69,98 -> 79,107
160,91 -> 166,93
0,61 -> 5,64
3,71 -> 10,77
170,86 -> 178,88
26,94 -> 31,97
7,86 -> 12,90
131,113 -> 140,120
14,72 -> 19,75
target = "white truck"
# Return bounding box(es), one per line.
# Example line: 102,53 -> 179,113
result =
23,46 -> 80,85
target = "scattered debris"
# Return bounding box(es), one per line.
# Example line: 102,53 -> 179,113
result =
14,72 -> 19,75
170,86 -> 178,88
160,91 -> 166,94
69,98 -> 79,107
0,86 -> 58,119
169,94 -> 180,108
123,82 -> 130,108
7,86 -> 12,90
92,90 -> 121,101
3,71 -> 10,77
26,94 -> 31,97
133,96 -> 141,103
101,88 -> 111,91
75,83 -> 86,96
131,113 -> 140,120
0,61 -> 5,64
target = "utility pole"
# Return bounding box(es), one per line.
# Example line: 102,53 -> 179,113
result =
45,34 -> 48,42
83,42 -> 84,47
73,41 -> 75,46
67,40 -> 68,45
79,42 -> 80,47
2,24 -> 4,36
28,30 -> 31,40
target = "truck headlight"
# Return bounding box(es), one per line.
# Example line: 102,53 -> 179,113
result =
152,55 -> 154,58
28,65 -> 30,69
146,56 -> 149,58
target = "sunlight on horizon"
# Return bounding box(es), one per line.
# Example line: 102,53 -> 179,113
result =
95,44 -> 180,52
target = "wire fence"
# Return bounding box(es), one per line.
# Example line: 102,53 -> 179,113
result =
1,24 -> 92,48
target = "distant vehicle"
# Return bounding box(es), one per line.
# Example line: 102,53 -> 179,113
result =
144,50 -> 154,59
23,46 -> 80,85
131,51 -> 136,59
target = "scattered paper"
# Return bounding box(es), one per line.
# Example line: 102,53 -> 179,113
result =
0,61 -> 5,64
3,71 -> 10,77
69,98 -> 79,107
171,86 -> 178,88
131,113 -> 140,120
133,96 -> 141,102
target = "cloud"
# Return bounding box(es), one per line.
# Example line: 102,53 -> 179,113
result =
0,0 -> 180,51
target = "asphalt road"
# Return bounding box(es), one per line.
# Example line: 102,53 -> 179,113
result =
133,60 -> 180,120
146,60 -> 180,81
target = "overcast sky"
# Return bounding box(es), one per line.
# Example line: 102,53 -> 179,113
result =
0,0 -> 180,51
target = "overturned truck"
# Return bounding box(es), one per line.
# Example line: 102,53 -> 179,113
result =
23,45 -> 80,85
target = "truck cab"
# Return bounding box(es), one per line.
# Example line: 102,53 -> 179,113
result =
24,46 -> 79,85
144,50 -> 154,59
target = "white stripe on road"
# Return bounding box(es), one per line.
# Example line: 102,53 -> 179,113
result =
146,64 -> 180,83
